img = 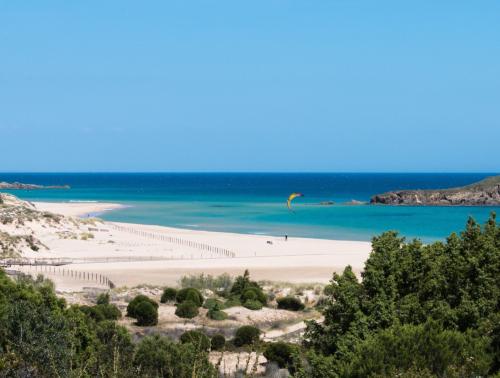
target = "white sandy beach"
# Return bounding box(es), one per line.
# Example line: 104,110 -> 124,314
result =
8,201 -> 372,290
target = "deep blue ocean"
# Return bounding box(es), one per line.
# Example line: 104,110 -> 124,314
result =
1,173 -> 498,242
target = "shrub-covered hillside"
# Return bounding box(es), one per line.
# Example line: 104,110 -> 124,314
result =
0,272 -> 215,377
299,213 -> 500,377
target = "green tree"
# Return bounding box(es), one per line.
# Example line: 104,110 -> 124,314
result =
133,334 -> 216,377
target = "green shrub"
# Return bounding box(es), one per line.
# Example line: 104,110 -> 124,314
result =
96,292 -> 110,305
175,300 -> 199,319
233,325 -> 261,347
176,288 -> 204,307
134,301 -> 158,326
133,335 -> 216,377
211,334 -> 226,350
179,330 -> 211,351
264,342 -> 297,371
277,296 -> 305,311
160,287 -> 177,303
203,297 -> 223,310
127,295 -> 158,318
223,297 -> 242,309
230,270 -> 267,306
79,305 -> 105,322
207,303 -> 228,320
243,299 -> 263,310
95,304 -> 122,320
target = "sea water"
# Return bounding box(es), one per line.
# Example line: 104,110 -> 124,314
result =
1,173 -> 498,242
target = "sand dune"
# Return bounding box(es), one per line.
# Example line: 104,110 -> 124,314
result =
8,201 -> 372,290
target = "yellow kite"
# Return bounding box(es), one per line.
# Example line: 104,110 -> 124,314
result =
287,193 -> 304,210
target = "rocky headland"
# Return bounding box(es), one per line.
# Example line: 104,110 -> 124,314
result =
370,175 -> 500,206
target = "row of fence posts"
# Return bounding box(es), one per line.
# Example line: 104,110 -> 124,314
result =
24,264 -> 114,288
111,224 -> 236,258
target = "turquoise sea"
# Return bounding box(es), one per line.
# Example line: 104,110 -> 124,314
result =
1,173 -> 498,242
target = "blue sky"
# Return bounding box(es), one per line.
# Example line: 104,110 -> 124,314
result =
1,1 -> 499,172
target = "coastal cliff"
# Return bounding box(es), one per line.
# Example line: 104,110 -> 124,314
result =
370,175 -> 500,206
0,181 -> 70,190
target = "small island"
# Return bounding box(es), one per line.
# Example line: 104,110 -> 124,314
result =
370,175 -> 500,206
0,181 -> 70,190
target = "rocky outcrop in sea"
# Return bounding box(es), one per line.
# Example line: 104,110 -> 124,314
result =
370,176 -> 500,206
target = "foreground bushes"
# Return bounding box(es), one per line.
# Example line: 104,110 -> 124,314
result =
211,334 -> 226,350
133,335 -> 216,377
207,303 -> 228,320
79,303 -> 122,322
230,270 -> 267,310
175,300 -> 199,319
180,330 -> 211,351
264,342 -> 298,372
277,296 -> 304,311
302,214 -> 500,377
0,272 -> 215,377
126,295 -> 158,326
176,287 -> 204,307
233,325 -> 261,347
160,287 -> 177,303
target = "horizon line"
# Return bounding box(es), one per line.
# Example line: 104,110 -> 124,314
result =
0,171 -> 499,175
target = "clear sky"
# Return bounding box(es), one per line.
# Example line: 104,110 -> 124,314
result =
1,1 -> 499,172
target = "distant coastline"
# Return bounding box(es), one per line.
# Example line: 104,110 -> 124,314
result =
370,175 -> 500,206
0,181 -> 70,190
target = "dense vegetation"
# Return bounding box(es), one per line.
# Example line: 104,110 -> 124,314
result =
229,269 -> 267,310
127,294 -> 159,326
298,214 -> 500,377
0,273 -> 215,377
160,287 -> 177,303
277,296 -> 305,311
1,214 -> 498,377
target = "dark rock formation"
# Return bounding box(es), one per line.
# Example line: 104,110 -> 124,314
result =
370,176 -> 500,206
0,182 -> 70,190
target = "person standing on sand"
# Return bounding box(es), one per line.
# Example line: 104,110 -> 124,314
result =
285,234 -> 288,241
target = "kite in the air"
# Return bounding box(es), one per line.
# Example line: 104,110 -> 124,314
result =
287,193 -> 304,210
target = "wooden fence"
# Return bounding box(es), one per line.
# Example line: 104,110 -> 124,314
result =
110,223 -> 236,258
6,264 -> 115,288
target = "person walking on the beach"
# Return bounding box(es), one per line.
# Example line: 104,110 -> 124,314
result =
285,234 -> 288,241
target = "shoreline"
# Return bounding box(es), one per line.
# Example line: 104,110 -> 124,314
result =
34,201 -> 127,218
14,201 -> 372,290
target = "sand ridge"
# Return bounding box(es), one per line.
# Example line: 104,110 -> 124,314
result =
6,201 -> 372,289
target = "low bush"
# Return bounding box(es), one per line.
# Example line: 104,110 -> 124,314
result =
277,296 -> 305,311
264,342 -> 297,371
179,330 -> 211,351
175,300 -> 199,319
96,304 -> 122,320
79,304 -> 121,321
222,297 -> 241,308
207,304 -> 228,320
242,287 -> 267,305
79,305 -> 106,322
211,334 -> 226,350
135,301 -> 158,326
230,270 -> 267,307
127,295 -> 158,318
203,297 -> 223,310
176,288 -> 204,307
160,287 -> 177,303
233,325 -> 261,347
243,299 -> 263,311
